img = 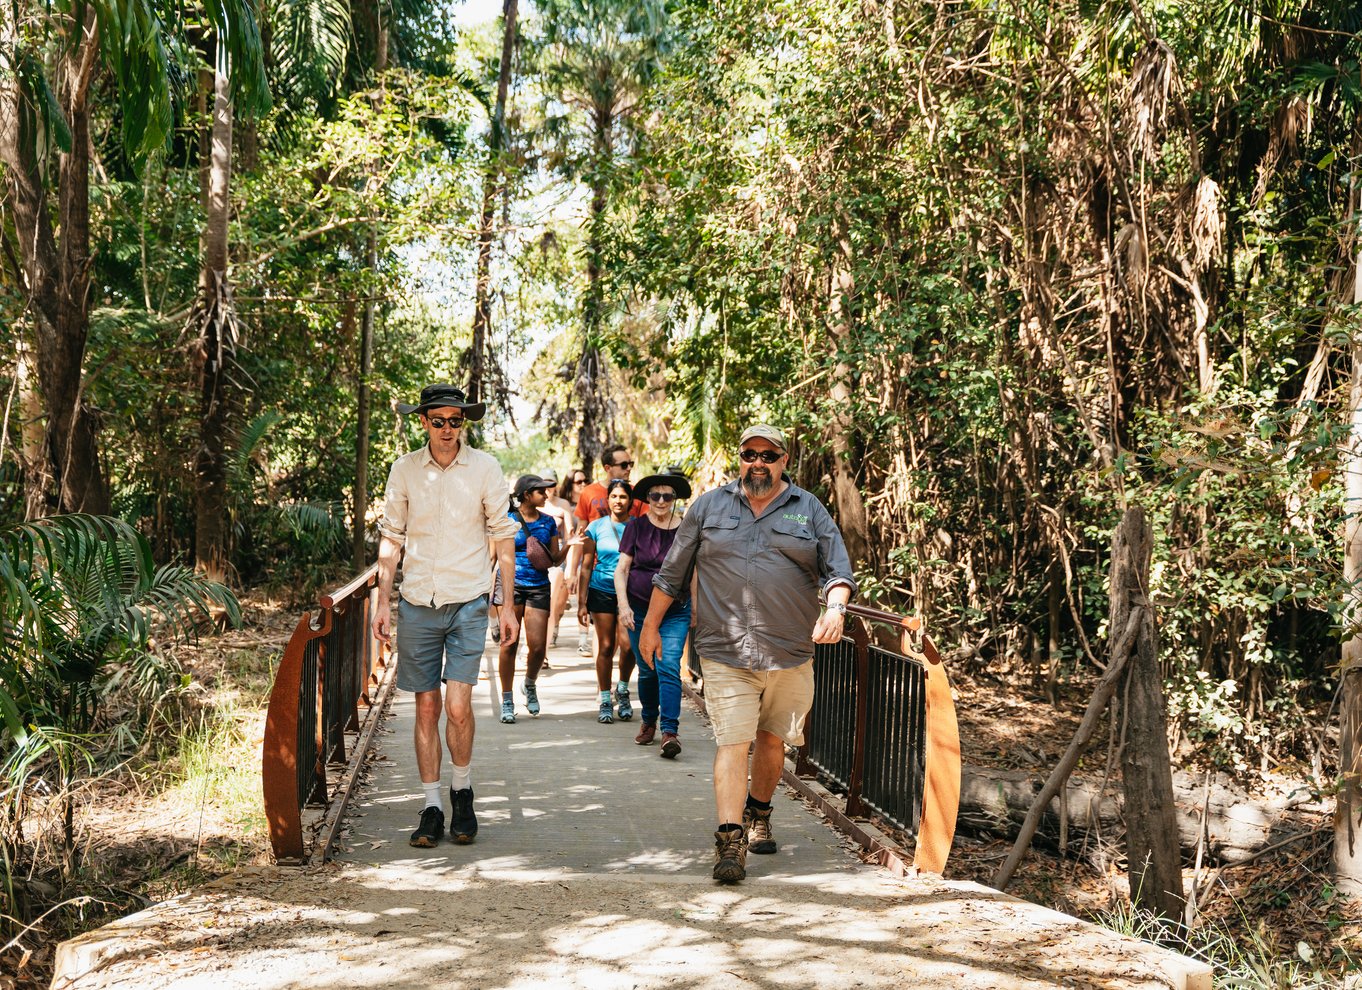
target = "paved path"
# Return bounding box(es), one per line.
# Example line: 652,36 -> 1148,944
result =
332,621 -> 865,880
53,617 -> 1214,989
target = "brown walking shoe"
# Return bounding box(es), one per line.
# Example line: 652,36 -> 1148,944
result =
659,732 -> 681,759
743,805 -> 777,854
634,722 -> 656,745
713,827 -> 748,883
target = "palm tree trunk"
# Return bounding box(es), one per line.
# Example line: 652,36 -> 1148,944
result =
576,109 -> 612,471
194,56 -> 235,582
470,0 -> 519,405
354,8 -> 390,569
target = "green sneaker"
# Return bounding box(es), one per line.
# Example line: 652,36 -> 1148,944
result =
615,686 -> 633,721
523,681 -> 541,716
500,698 -> 516,724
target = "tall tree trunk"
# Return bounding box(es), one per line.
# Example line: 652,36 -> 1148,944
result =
0,9 -> 109,516
825,228 -> 870,567
194,56 -> 235,582
469,0 -> 519,405
1111,507 -> 1185,921
575,109 -> 612,471
354,12 -> 389,570
1334,175 -> 1362,896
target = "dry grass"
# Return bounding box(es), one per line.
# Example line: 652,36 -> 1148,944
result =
4,594 -> 296,990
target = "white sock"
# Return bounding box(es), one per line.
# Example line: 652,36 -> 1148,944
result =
422,781 -> 442,810
451,764 -> 472,792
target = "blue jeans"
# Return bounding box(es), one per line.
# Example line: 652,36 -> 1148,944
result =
629,600 -> 691,735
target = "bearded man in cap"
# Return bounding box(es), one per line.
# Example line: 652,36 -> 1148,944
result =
637,423 -> 855,883
372,383 -> 520,849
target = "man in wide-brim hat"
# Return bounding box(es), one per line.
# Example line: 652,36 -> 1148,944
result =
372,382 -> 518,851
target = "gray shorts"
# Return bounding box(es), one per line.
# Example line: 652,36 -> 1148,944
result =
395,596 -> 489,692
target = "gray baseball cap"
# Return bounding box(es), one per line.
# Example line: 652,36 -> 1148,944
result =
738,424 -> 787,451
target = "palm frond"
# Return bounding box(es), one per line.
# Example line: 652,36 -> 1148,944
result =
272,0 -> 354,103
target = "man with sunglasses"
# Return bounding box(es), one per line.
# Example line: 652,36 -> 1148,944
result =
638,423 -> 855,884
574,444 -> 647,525
372,383 -> 520,850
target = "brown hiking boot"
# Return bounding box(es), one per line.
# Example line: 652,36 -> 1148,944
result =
743,805 -> 777,854
712,827 -> 748,883
634,722 -> 656,745
659,732 -> 681,759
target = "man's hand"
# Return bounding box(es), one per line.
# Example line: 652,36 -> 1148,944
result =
577,602 -> 590,626
811,608 -> 845,644
637,622 -> 661,670
500,607 -> 520,647
372,598 -> 392,644
618,604 -> 635,631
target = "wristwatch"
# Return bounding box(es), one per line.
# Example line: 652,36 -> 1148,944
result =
827,602 -> 847,616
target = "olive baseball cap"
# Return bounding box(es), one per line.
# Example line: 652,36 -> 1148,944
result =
738,424 -> 787,451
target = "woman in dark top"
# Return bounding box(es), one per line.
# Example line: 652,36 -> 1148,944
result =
616,473 -> 692,758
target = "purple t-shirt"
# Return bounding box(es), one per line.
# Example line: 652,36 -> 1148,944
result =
620,516 -> 689,616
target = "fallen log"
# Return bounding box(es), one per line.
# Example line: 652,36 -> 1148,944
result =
960,764 -> 1323,865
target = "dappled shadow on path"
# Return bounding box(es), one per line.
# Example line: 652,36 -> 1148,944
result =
56,864 -> 1200,990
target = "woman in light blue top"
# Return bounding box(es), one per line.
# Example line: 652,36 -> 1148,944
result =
577,479 -> 636,723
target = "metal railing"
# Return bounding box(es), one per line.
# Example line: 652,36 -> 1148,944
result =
262,564 -> 390,861
795,602 -> 960,874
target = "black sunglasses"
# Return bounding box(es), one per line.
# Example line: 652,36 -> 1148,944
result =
739,449 -> 783,464
612,460 -> 635,470
427,416 -> 465,429
647,491 -> 676,503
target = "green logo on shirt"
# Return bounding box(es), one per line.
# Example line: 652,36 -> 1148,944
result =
783,512 -> 810,525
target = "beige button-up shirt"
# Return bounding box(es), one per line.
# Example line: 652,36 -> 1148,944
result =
377,442 -> 519,607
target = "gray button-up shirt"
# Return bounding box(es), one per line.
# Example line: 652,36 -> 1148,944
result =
652,478 -> 856,671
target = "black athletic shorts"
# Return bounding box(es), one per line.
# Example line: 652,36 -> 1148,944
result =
514,584 -> 551,611
586,586 -> 618,614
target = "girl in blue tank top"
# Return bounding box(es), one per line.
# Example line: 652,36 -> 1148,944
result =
577,480 -> 637,724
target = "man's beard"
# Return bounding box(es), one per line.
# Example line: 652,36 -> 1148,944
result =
743,468 -> 774,497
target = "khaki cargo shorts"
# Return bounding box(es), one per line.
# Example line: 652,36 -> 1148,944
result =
702,658 -> 815,747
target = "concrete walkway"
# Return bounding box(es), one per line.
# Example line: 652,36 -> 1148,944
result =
332,622 -> 864,880
53,618 -> 1214,989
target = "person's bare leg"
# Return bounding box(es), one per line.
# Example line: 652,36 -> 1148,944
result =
593,612 -> 617,690
445,681 -> 475,766
524,606 -> 550,681
714,741 -> 751,825
498,603 -> 527,692
618,635 -> 636,686
747,730 -> 786,803
414,689 -> 443,782
548,568 -> 567,643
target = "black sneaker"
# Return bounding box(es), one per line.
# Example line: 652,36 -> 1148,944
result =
410,806 -> 444,848
449,786 -> 478,844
